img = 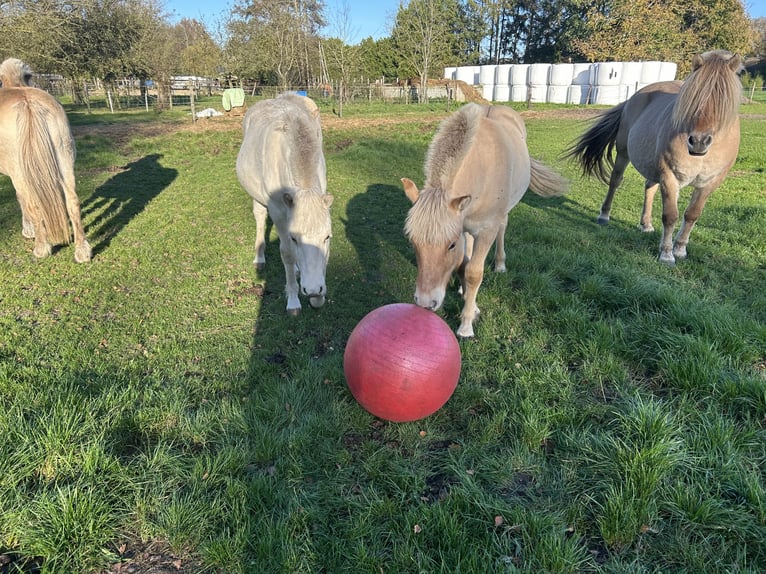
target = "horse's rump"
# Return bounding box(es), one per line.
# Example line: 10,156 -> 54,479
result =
12,91 -> 72,244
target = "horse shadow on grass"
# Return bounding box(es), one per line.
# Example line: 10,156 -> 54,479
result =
340,182 -> 413,306
81,154 -> 178,257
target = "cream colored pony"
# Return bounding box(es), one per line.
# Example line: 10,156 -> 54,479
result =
236,92 -> 332,315
0,58 -> 91,262
567,50 -> 742,265
403,103 -> 568,338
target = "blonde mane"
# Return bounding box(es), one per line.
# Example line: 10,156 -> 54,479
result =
405,104 -> 485,245
672,50 -> 741,133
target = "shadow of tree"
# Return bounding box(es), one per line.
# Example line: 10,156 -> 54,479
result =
81,154 -> 177,256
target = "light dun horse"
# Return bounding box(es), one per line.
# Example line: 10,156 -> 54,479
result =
403,103 -> 568,338
236,93 -> 333,315
0,58 -> 91,262
567,50 -> 742,265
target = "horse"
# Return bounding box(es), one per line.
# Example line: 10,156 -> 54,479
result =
402,102 -> 568,338
0,58 -> 91,262
236,92 -> 333,315
566,50 -> 742,265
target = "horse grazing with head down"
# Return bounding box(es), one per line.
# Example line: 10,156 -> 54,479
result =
236,92 -> 333,315
566,50 -> 742,265
0,58 -> 91,262
402,102 -> 568,338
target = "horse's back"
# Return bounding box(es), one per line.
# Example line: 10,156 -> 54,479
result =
0,87 -> 73,178
237,94 -> 324,205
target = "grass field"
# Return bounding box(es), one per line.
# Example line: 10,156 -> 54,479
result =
0,96 -> 764,573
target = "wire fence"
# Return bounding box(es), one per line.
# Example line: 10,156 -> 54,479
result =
36,76 -> 766,116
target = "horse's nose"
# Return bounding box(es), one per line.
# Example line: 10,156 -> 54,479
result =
414,294 -> 436,310
302,284 -> 324,296
688,132 -> 713,155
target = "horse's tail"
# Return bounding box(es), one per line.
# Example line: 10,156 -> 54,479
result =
528,158 -> 569,198
16,95 -> 71,245
564,102 -> 625,184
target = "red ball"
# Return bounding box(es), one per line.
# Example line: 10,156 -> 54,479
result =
344,303 -> 461,422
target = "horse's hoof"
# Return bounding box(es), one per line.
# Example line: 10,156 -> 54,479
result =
254,262 -> 265,272
639,224 -> 655,232
596,216 -> 609,226
456,326 -> 475,338
287,308 -> 301,316
33,244 -> 52,259
658,254 -> 676,266
74,242 -> 92,263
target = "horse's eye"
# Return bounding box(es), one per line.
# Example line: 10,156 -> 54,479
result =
448,242 -> 456,251
290,236 -> 298,243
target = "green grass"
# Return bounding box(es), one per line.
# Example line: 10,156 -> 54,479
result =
0,100 -> 764,573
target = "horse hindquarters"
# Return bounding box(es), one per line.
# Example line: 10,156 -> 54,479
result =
17,96 -> 91,261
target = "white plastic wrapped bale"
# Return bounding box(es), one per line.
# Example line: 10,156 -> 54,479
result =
527,63 -> 550,103
510,64 -> 530,102
479,65 -> 497,86
618,61 -> 643,102
567,84 -> 590,104
443,67 -> 457,80
640,61 -> 663,85
591,85 -> 621,105
572,63 -> 591,86
481,83 -> 495,101
509,64 -> 530,86
549,63 -> 575,86
493,84 -> 511,102
547,63 -> 574,104
510,85 -> 528,102
495,64 -> 513,86
591,62 -> 623,86
659,61 -> 678,81
455,66 -> 479,85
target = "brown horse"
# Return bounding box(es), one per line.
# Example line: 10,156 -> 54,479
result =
403,102 -> 568,338
566,50 -> 742,265
0,58 -> 91,262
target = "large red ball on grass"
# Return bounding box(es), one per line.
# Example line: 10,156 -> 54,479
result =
343,303 -> 461,422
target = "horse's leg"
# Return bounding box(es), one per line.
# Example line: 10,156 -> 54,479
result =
15,189 -> 36,239
597,152 -> 630,225
658,177 -> 680,265
15,183 -> 51,258
458,232 -> 473,296
61,164 -> 92,263
252,200 -> 268,271
639,180 -> 658,232
673,180 -> 721,260
457,232 -> 495,338
493,221 -> 507,272
277,233 -> 301,315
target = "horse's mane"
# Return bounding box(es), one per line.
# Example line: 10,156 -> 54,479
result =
672,50 -> 741,133
277,94 -> 323,192
0,58 -> 33,88
404,188 -> 464,245
424,103 -> 484,190
404,104 -> 485,245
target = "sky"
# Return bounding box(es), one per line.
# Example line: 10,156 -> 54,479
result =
163,0 -> 766,36
162,0 -> 399,41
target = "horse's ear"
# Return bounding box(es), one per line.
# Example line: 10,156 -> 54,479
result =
450,195 -> 472,212
282,192 -> 295,208
323,194 -> 334,208
401,178 -> 420,203
729,53 -> 743,73
691,54 -> 704,71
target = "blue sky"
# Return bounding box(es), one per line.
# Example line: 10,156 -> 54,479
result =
163,0 -> 766,36
163,0 -> 398,40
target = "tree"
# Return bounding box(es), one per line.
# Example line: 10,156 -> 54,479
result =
392,0 -> 460,103
227,0 -> 325,89
575,0 -> 756,74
